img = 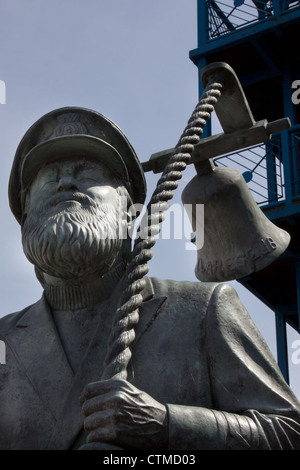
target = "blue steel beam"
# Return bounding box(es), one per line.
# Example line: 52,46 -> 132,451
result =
295,255 -> 300,332
275,309 -> 290,382
190,1 -> 300,64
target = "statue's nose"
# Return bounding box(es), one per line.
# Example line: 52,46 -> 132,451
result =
56,175 -> 78,192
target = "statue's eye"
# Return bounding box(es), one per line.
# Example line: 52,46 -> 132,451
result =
43,179 -> 57,186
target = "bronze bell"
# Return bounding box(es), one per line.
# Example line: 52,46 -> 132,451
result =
182,164 -> 291,282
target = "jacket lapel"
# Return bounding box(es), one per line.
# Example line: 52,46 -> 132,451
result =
47,277 -> 167,450
3,294 -> 74,423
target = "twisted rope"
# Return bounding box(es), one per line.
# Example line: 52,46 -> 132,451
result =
101,79 -> 223,381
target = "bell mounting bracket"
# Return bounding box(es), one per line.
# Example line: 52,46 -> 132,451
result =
142,62 -> 290,175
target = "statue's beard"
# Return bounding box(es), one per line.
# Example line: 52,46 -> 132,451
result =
22,197 -> 124,281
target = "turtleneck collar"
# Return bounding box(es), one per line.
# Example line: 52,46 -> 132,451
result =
42,260 -> 126,310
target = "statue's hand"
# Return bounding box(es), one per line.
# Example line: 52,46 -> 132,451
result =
80,378 -> 168,450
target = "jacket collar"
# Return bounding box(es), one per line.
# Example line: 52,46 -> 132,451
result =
4,294 -> 74,422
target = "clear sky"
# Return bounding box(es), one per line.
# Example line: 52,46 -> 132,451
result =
0,0 -> 299,399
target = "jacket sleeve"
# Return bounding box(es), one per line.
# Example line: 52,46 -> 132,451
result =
166,283 -> 300,450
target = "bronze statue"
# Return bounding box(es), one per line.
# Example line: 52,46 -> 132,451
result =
1,106 -> 300,450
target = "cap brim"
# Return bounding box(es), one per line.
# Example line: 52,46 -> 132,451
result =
21,134 -> 130,192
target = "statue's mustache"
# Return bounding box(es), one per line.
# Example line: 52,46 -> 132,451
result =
42,191 -> 97,212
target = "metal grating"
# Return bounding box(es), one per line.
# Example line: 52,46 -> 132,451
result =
207,0 -> 300,40
213,136 -> 285,205
290,130 -> 300,195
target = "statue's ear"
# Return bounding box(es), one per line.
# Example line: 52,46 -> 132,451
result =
21,187 -> 31,223
21,212 -> 27,228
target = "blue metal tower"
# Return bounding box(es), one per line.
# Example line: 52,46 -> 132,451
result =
189,0 -> 300,382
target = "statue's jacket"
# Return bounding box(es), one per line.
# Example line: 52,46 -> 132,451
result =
0,277 -> 300,450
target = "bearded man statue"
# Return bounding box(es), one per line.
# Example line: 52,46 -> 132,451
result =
0,107 -> 300,450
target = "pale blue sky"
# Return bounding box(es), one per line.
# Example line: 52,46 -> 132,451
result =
0,0 -> 299,398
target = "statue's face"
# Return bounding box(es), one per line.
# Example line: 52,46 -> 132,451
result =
22,157 -> 127,280
26,157 -> 121,218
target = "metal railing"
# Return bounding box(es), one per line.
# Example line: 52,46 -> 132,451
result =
207,0 -> 300,40
213,128 -> 300,208
290,129 -> 300,195
213,135 -> 285,205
